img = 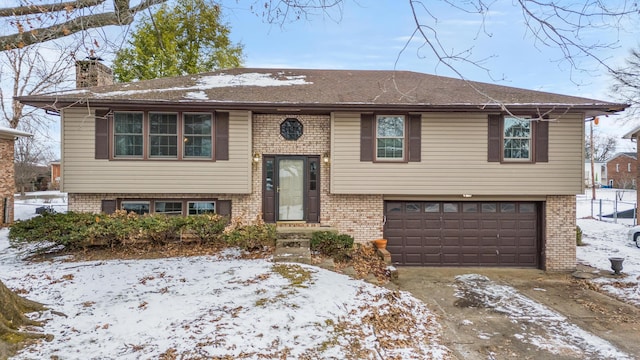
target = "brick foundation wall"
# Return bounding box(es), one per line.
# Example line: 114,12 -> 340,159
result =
544,195 -> 576,272
321,194 -> 383,242
0,138 -> 15,225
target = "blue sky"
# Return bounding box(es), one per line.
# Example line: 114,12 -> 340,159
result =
218,0 -> 638,145
220,1 -> 633,96
2,0 -> 639,154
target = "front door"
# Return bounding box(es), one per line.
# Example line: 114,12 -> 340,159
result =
263,155 -> 320,223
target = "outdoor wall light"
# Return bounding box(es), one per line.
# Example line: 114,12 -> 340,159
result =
462,194 -> 472,198
323,152 -> 330,164
252,152 -> 261,163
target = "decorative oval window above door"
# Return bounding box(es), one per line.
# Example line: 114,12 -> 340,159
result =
280,118 -> 303,140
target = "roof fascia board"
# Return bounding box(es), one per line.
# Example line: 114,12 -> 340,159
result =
16,98 -> 627,116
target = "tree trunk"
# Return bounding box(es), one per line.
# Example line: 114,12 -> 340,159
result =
0,279 -> 49,354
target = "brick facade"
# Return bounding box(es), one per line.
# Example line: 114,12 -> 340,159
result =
605,153 -> 637,189
0,138 -> 16,225
544,195 -> 576,272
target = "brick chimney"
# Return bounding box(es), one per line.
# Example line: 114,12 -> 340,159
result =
75,57 -> 114,88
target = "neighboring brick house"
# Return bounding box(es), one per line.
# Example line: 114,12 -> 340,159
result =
0,127 -> 32,225
605,152 -> 637,189
17,64 -> 628,271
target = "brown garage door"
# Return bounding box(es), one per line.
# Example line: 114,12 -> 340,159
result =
384,201 -> 540,267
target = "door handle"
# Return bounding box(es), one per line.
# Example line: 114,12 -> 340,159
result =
383,215 -> 387,225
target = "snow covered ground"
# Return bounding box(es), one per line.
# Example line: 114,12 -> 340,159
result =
13,191 -> 68,221
2,190 -> 640,359
577,188 -> 637,226
455,274 -> 633,359
3,192 -> 450,359
0,238 -> 448,359
575,189 -> 640,307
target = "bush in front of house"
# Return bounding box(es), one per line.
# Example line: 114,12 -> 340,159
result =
223,217 -> 277,251
85,211 -> 136,247
311,231 -> 354,261
9,211 -> 230,249
182,214 -> 227,244
9,212 -> 98,248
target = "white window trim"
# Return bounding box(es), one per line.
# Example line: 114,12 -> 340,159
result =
121,201 -> 150,215
503,116 -> 532,162
187,201 -> 216,215
154,201 -> 183,215
616,164 -> 620,172
375,115 -> 405,161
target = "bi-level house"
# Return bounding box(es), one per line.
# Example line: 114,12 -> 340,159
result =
17,61 -> 628,271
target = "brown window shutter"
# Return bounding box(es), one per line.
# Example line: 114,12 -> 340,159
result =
95,109 -> 110,159
487,114 -> 501,162
101,200 -> 116,214
408,114 -> 421,162
360,114 -> 374,162
216,200 -> 232,217
215,112 -> 229,161
535,120 -> 549,163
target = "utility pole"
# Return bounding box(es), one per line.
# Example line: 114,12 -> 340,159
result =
590,117 -> 598,200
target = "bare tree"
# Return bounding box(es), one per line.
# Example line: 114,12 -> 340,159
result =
0,42 -> 75,197
585,130 -> 617,162
0,0 -> 166,50
403,1 -> 639,85
618,171 -> 636,189
14,132 -> 54,194
611,48 -> 640,117
0,42 -> 75,130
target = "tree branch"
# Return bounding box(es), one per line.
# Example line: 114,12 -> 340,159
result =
0,0 -> 167,50
0,0 -> 105,17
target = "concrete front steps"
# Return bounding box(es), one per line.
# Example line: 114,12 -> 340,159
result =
272,226 -> 337,264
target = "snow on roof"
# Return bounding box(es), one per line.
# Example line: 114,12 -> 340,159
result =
94,72 -> 311,99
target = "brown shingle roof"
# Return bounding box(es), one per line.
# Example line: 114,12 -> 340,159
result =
16,68 -> 628,115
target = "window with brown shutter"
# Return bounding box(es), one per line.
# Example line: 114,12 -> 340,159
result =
488,114 -> 549,163
94,109 -> 229,161
215,112 -> 229,161
487,115 -> 501,162
216,200 -> 232,217
360,113 -> 422,163
535,120 -> 549,163
101,199 -> 116,214
95,109 -> 110,159
408,114 -> 421,162
360,114 -> 374,161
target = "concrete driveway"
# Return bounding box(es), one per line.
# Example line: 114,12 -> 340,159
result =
392,267 -> 640,360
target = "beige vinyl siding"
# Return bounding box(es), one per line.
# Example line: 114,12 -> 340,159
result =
61,108 -> 251,194
331,112 -> 584,196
